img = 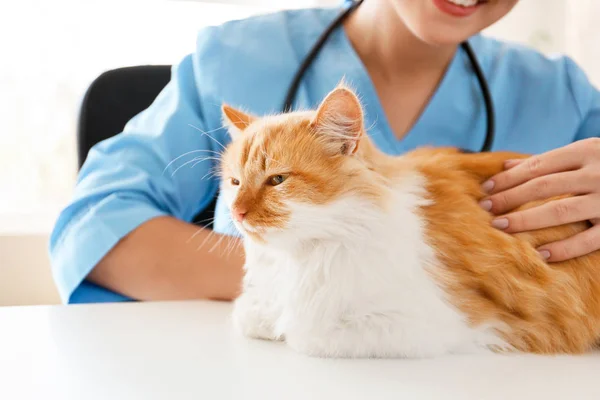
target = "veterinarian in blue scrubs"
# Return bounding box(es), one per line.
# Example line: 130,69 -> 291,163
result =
49,0 -> 600,304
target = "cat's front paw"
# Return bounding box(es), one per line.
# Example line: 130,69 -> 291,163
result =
232,294 -> 281,341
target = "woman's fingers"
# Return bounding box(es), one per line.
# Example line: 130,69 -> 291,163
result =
483,146 -> 584,194
538,221 -> 600,262
490,194 -> 600,233
478,138 -> 600,263
479,171 -> 591,215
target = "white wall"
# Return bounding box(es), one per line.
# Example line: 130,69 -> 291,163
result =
485,0 -> 599,87
565,0 -> 600,87
484,0 -> 566,54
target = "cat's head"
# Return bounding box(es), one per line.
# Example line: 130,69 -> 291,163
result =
219,84 -> 383,245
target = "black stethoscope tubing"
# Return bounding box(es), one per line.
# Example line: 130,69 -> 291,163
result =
282,0 -> 495,152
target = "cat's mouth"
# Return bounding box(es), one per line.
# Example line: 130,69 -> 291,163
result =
235,219 -> 288,244
240,220 -> 259,233
234,219 -> 266,237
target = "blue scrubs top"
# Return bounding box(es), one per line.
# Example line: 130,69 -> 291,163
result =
49,6 -> 600,304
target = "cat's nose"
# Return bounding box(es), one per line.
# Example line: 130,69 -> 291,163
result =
232,207 -> 247,222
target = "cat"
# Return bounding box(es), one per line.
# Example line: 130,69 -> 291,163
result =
218,83 -> 600,358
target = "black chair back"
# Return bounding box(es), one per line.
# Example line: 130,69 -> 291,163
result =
77,65 -> 216,227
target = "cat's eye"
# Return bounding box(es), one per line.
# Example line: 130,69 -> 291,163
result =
268,174 -> 288,186
230,178 -> 240,186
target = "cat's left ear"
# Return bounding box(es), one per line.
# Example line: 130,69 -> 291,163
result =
222,104 -> 256,139
311,84 -> 364,156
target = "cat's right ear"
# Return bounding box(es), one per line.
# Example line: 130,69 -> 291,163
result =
311,85 -> 364,156
221,104 -> 256,139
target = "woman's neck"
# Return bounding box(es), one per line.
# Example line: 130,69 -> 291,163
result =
343,1 -> 458,81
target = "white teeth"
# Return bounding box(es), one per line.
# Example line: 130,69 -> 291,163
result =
447,0 -> 478,7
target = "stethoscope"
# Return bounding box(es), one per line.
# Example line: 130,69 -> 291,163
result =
282,0 -> 495,152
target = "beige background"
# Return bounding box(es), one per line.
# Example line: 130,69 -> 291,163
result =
0,235 -> 60,306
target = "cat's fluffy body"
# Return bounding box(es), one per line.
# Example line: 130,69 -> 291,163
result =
232,181 -> 507,358
219,86 -> 600,358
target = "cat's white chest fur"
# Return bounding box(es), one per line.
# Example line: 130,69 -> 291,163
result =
232,174 -> 504,358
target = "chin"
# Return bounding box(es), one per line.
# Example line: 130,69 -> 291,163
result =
412,26 -> 476,46
396,0 -> 518,46
234,220 -> 287,247
407,15 -> 486,45
253,223 -> 318,250
235,221 -> 266,243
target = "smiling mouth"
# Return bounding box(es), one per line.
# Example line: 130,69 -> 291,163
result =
446,0 -> 488,6
433,0 -> 489,17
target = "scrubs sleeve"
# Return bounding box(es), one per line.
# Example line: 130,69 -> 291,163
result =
49,48 -> 225,303
565,57 -> 600,140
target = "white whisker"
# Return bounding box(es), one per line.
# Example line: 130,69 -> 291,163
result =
202,166 -> 222,181
190,157 -> 220,169
170,156 -> 220,177
224,230 -> 242,258
197,229 -> 217,252
163,149 -> 223,175
365,115 -> 379,135
193,217 -> 215,227
262,150 -> 286,170
209,229 -> 229,253
186,220 -> 214,244
188,124 -> 227,151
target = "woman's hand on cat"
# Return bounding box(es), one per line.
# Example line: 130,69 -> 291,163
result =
479,138 -> 600,262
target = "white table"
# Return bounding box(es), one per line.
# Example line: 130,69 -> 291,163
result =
1,300 -> 599,400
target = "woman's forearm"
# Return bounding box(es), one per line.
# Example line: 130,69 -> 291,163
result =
87,216 -> 244,301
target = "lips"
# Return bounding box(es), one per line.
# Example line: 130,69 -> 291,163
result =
447,0 -> 478,6
447,0 -> 489,6
432,0 -> 488,17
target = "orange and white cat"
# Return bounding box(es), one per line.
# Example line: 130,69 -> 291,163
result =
219,83 -> 600,358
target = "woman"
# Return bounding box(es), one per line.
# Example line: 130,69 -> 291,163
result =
49,0 -> 600,304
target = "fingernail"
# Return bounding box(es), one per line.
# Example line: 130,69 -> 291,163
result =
481,180 -> 495,193
479,199 -> 492,211
492,218 -> 509,230
504,159 -> 519,169
538,249 -> 551,260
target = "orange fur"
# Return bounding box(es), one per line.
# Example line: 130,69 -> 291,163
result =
221,85 -> 600,354
403,147 -> 600,354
